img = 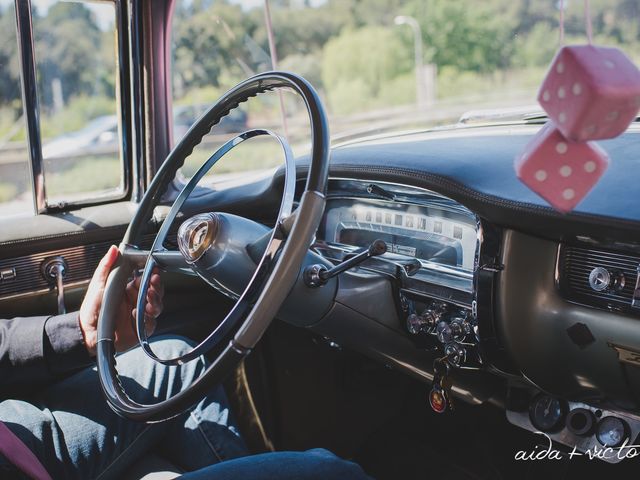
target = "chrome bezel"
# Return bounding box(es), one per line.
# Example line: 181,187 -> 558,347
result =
314,177 -> 482,305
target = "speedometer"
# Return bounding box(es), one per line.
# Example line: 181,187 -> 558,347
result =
316,180 -> 479,294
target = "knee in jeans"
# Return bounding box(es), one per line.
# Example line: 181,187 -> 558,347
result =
147,335 -> 198,359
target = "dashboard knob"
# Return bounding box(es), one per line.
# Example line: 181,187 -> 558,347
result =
588,267 -> 625,292
449,317 -> 471,342
444,343 -> 466,367
436,321 -> 453,344
406,313 -> 428,335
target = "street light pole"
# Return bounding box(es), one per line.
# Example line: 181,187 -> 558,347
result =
394,15 -> 425,109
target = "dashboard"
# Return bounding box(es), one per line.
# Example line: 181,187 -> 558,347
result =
298,167 -> 640,461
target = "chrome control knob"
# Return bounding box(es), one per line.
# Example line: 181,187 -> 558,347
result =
450,317 -> 471,342
588,267 -> 625,293
422,303 -> 447,330
407,313 -> 429,335
436,321 -> 453,344
445,343 -> 466,367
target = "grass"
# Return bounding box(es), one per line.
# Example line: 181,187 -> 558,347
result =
0,183 -> 18,203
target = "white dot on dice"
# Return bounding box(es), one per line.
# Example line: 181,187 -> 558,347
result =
558,87 -> 566,99
556,62 -> 564,74
584,161 -> 597,173
559,165 -> 572,177
543,90 -> 550,102
558,112 -> 567,123
572,83 -> 582,95
535,170 -> 547,182
555,142 -> 568,154
563,189 -> 575,200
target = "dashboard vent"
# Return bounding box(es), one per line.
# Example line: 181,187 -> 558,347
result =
558,245 -> 640,315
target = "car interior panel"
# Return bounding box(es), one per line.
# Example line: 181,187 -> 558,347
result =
3,0 -> 640,478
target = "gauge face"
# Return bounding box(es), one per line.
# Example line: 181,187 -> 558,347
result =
596,417 -> 629,448
529,395 -> 567,432
317,195 -> 478,293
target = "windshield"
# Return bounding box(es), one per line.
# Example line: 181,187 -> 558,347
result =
171,0 -> 640,152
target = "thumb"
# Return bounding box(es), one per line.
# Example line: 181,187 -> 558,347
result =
92,245 -> 120,285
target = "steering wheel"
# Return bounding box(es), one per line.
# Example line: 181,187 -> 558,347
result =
96,72 -> 330,422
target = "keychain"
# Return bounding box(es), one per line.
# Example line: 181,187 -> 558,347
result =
429,355 -> 454,414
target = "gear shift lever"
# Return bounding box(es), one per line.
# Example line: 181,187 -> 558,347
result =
304,239 -> 387,287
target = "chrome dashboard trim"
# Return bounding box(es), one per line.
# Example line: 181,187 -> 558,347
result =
317,177 -> 481,304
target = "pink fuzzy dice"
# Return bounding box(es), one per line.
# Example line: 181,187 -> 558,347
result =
538,45 -> 640,141
515,123 -> 609,213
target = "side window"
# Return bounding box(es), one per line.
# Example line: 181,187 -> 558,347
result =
34,0 -> 124,207
0,1 -> 124,218
0,3 -> 32,216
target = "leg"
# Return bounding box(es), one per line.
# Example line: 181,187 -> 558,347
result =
0,335 -> 246,479
177,449 -> 373,480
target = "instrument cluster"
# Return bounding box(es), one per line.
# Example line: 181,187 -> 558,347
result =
314,179 -> 482,369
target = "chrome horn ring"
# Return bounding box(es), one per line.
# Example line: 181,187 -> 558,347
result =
134,128 -> 295,366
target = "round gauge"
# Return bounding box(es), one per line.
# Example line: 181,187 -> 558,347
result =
528,394 -> 568,432
596,417 -> 630,448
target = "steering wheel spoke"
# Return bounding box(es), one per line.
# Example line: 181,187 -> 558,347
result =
152,249 -> 195,275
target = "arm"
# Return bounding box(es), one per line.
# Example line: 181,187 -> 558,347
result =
0,312 -> 92,395
0,246 -> 163,396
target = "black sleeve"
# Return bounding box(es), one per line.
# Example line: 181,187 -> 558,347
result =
0,313 -> 93,397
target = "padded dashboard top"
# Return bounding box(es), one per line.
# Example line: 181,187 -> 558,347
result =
302,123 -> 640,242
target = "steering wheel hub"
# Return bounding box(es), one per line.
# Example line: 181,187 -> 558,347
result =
178,213 -> 219,262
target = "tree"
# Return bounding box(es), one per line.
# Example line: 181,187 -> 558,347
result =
322,26 -> 412,113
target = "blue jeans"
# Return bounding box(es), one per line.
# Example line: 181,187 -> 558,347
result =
0,336 -> 248,479
0,336 -> 373,479
179,448 -> 372,479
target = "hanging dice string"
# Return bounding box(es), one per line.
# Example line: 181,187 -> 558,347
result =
559,0 -> 564,45
584,0 -> 593,45
559,0 -> 594,46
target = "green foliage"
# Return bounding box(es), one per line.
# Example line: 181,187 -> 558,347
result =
172,2 -> 258,97
322,26 -> 412,113
512,22 -> 558,68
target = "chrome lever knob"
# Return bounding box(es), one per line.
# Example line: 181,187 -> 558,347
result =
41,257 -> 68,315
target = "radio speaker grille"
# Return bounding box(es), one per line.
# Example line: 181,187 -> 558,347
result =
558,245 -> 640,315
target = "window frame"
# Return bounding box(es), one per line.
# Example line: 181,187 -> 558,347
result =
12,0 -> 133,215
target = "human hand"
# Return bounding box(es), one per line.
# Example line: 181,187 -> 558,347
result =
79,245 -> 164,355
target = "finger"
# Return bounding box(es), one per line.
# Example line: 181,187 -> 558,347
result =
145,298 -> 163,319
145,291 -> 163,317
132,309 -> 157,336
125,277 -> 138,305
149,273 -> 164,297
146,285 -> 161,307
92,245 -> 120,286
145,316 -> 157,336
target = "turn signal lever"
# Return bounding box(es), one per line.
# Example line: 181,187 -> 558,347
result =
304,239 -> 387,287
